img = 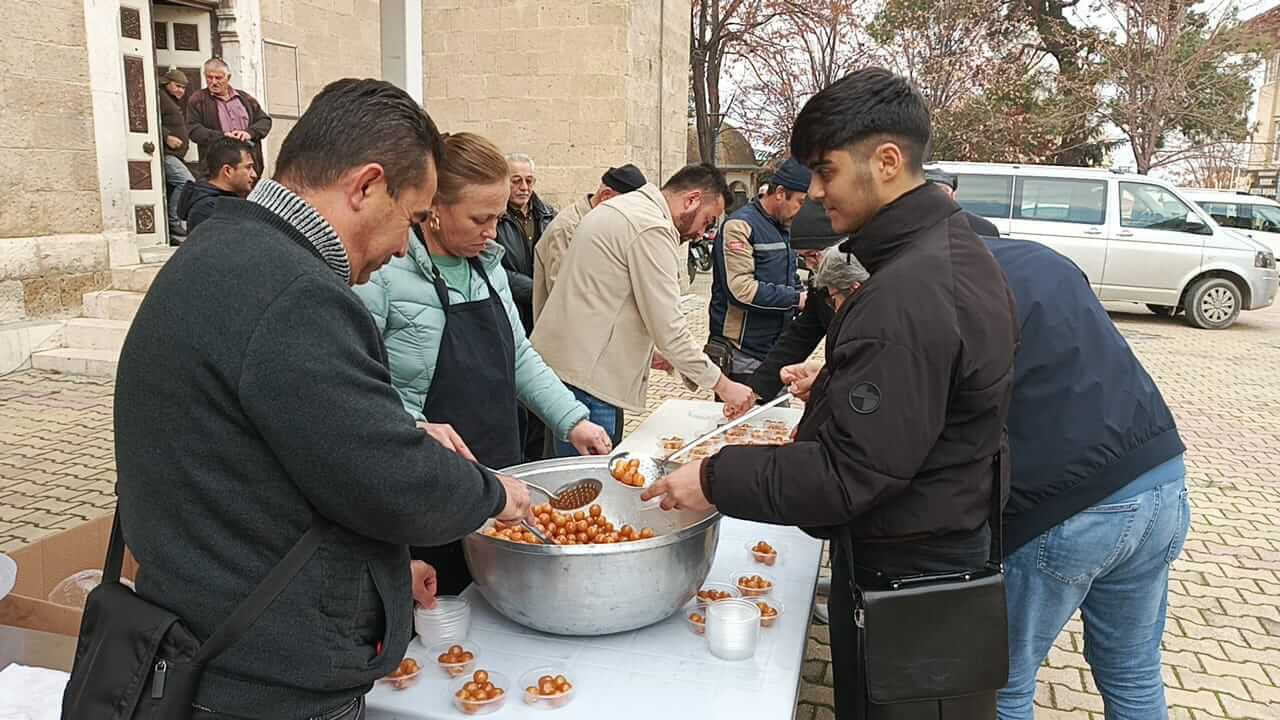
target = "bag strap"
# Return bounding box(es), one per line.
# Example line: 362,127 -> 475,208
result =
840,441 -> 1006,595
103,509 -> 126,584
989,438 -> 1006,571
194,515 -> 330,663
99,507 -> 330,665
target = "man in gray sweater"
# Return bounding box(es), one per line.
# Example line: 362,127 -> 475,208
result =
115,78 -> 530,720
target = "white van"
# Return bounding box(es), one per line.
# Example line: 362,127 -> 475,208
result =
1181,189 -> 1280,259
932,162 -> 1279,330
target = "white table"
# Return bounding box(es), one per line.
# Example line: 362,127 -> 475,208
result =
368,400 -> 821,720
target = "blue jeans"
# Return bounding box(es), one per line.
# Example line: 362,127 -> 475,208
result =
555,386 -> 623,458
163,155 -> 195,230
998,456 -> 1190,720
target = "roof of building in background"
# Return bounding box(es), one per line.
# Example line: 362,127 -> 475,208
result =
686,125 -> 758,169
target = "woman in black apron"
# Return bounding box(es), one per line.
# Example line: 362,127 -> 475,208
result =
354,133 -> 613,597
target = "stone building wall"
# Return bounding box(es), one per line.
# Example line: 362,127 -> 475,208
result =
259,0 -> 383,174
0,0 -> 110,322
624,0 -> 690,187
423,0 -> 690,209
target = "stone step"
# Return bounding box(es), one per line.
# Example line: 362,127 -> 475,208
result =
138,246 -> 177,264
30,347 -> 119,378
0,320 -> 64,376
82,290 -> 145,321
110,263 -> 164,293
64,318 -> 131,352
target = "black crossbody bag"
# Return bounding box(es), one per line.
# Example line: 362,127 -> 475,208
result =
838,448 -> 1009,705
61,509 -> 328,720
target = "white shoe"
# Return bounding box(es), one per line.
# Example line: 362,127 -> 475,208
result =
814,601 -> 829,624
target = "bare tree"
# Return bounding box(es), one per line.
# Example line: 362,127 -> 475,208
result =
690,0 -> 774,164
729,0 -> 872,152
1168,141 -> 1249,188
1012,0 -> 1114,165
1098,0 -> 1266,174
870,0 -> 1074,162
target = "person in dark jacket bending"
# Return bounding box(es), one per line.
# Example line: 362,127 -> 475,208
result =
989,237 -> 1187,719
925,168 -> 1000,238
644,68 -> 1018,719
115,79 -> 530,720
747,199 -> 864,401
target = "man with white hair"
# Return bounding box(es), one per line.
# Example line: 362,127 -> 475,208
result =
497,152 -> 557,461
497,153 -> 557,336
185,57 -> 272,180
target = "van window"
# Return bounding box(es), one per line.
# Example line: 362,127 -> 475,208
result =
954,175 -> 1012,218
1120,183 -> 1206,233
1250,204 -> 1280,233
1014,177 -> 1106,224
1197,201 -> 1250,230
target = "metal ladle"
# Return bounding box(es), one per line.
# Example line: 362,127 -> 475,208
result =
609,392 -> 795,477
484,465 -> 602,511
525,477 -> 603,511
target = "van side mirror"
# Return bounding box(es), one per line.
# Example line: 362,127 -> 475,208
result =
1184,212 -> 1211,235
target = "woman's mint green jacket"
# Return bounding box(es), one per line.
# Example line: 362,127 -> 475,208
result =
354,239 -> 589,441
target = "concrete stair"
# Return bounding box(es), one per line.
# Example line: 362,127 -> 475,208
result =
82,289 -> 146,322
65,318 -> 131,351
31,347 -> 120,378
23,246 -> 173,378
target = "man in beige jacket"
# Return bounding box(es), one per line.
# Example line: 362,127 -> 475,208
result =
533,164 -> 756,457
532,164 -> 646,321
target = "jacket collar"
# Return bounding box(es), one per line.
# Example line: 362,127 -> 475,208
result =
248,179 -> 351,283
840,182 -> 959,273
405,234 -> 503,279
746,199 -> 786,232
637,183 -> 673,222
506,193 -> 554,222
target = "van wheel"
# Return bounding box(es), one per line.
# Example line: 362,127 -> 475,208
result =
1146,304 -> 1175,318
1185,277 -> 1242,329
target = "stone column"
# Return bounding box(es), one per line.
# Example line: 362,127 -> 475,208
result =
216,0 -> 265,103
382,0 -> 424,104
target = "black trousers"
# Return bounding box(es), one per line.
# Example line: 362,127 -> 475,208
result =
193,696 -> 364,720
828,530 -> 997,720
412,542 -> 471,597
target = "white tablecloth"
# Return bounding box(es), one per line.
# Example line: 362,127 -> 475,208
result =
367,400 -> 821,720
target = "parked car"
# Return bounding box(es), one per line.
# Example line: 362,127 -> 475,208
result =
932,162 -> 1279,329
1181,188 -> 1280,260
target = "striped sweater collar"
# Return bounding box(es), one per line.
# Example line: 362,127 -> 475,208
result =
248,179 -> 352,284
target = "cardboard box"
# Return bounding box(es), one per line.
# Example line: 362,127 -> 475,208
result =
0,515 -> 136,638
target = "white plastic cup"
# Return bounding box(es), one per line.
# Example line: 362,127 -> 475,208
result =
414,595 -> 471,645
706,598 -> 761,661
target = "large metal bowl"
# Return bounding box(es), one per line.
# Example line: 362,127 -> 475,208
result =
462,456 -> 720,636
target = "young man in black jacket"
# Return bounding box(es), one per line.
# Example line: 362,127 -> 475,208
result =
990,237 -> 1187,719
115,79 -> 530,720
644,68 -> 1018,719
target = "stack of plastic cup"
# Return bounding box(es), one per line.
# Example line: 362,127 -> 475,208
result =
414,595 -> 471,645
706,598 -> 761,661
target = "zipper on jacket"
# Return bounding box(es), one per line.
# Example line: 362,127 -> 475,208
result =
151,659 -> 167,699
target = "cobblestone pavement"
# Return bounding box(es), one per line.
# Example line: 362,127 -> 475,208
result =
2,274 -> 1280,718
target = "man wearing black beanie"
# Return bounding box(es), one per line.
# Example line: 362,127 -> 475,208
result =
533,163 -> 646,320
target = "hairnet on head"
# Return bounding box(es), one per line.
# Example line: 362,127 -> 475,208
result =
813,246 -> 870,294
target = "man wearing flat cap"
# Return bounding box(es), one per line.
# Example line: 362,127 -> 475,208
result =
925,167 -> 1000,238
532,163 -> 647,321
707,156 -> 811,385
159,67 -> 195,238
